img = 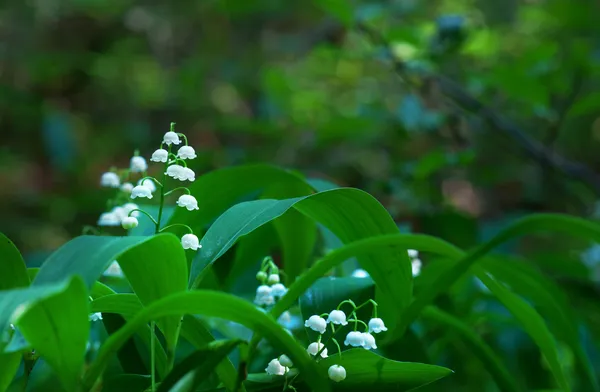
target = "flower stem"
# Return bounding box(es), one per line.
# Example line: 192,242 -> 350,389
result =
129,209 -> 158,226
156,145 -> 171,234
150,321 -> 156,392
164,187 -> 190,196
177,133 -> 188,145
139,176 -> 163,188
159,223 -> 194,234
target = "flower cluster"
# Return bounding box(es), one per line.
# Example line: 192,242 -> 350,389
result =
351,248 -> 422,279
97,123 -> 202,251
254,256 -> 288,307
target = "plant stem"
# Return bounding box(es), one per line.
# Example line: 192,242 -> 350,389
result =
159,223 -> 194,233
164,187 -> 190,197
156,145 -> 171,233
150,322 -> 156,392
129,209 -> 158,226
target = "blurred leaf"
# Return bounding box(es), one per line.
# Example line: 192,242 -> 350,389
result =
0,233 -> 30,290
102,375 -> 151,392
0,352 -> 21,392
318,349 -> 452,390
83,291 -> 330,392
568,92 -> 600,118
312,0 -> 354,27
16,276 -> 89,392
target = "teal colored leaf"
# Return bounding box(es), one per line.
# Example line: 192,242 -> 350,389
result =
32,234 -> 188,351
0,233 -> 30,290
318,349 -> 452,390
83,291 -> 330,392
16,276 -> 89,392
190,188 -> 410,333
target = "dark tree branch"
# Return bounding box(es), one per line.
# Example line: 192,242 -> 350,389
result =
356,22 -> 600,195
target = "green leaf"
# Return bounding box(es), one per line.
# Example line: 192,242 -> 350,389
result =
190,188 -> 410,333
102,374 -> 151,392
33,234 -> 188,351
0,233 -> 30,290
318,349 -> 452,390
83,291 -> 330,392
312,0 -> 354,27
16,276 -> 89,392
476,272 -> 570,391
0,352 -> 21,392
157,340 -> 245,392
421,306 -> 522,392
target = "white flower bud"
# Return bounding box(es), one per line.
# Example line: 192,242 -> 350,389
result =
103,261 -> 123,277
328,365 -> 346,382
361,332 -> 377,350
351,269 -> 369,278
278,354 -> 293,368
181,233 -> 201,250
270,283 -> 287,298
306,342 -> 328,358
163,131 -> 181,145
265,358 -> 288,376
412,258 -> 422,277
130,156 -> 148,173
277,311 -> 292,327
267,274 -> 280,285
256,271 -> 268,281
326,310 -> 348,326
151,149 -> 169,163
131,185 -> 153,199
176,194 -> 199,211
121,216 -> 139,230
368,318 -> 388,334
177,145 -> 197,159
344,331 -> 364,347
254,285 -> 274,306
304,315 -> 327,334
408,249 -> 419,258
120,182 -> 134,193
100,172 -> 120,188
89,312 -> 103,322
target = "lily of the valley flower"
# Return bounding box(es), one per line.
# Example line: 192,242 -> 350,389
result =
131,185 -> 153,199
307,342 -> 328,358
267,274 -> 280,285
265,358 -> 288,376
97,212 -> 120,227
151,148 -> 169,163
123,203 -> 140,217
89,312 -> 103,322
130,156 -> 148,172
176,194 -> 199,211
254,285 -> 275,306
100,172 -> 120,188
270,283 -> 287,298
121,216 -> 139,230
278,354 -> 293,368
368,318 -> 388,333
304,315 -> 327,334
351,269 -> 369,278
177,145 -> 197,159
408,249 -> 419,258
182,167 -> 195,181
138,178 -> 157,192
181,233 -> 201,250
103,261 -> 123,278
166,164 -> 185,180
327,309 -> 348,326
163,131 -> 181,145
328,365 -> 346,382
344,331 -> 364,347
361,332 -> 377,350
412,258 -> 422,277
120,182 -> 134,193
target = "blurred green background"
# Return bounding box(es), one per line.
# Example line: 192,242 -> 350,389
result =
1,0 -> 600,260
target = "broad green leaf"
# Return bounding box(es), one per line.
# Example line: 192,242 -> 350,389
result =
190,188 -> 410,333
421,306 -> 522,392
307,178 -> 339,192
157,339 -> 244,392
33,234 -> 187,351
0,352 -> 21,392
476,272 -> 570,391
0,233 -> 30,290
83,291 -> 330,392
318,349 -> 452,390
167,164 -> 313,235
180,315 -> 244,392
16,276 -> 89,392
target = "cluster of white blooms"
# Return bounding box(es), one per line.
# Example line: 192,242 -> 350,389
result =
254,257 -> 287,307
351,248 -> 422,279
265,354 -> 294,376
97,203 -> 140,228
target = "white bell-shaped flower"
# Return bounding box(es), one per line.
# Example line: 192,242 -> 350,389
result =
89,312 -> 103,322
120,182 -> 134,193
306,342 -> 328,358
271,283 -> 287,298
267,274 -> 280,285
163,131 -> 181,145
344,331 -> 365,347
304,315 -> 327,334
254,285 -> 275,306
265,358 -> 288,376
182,167 -> 195,182
103,261 -> 123,277
100,172 -> 120,188
177,194 -> 199,211
277,310 -> 292,327
368,318 -> 388,334
130,156 -> 148,173
121,216 -> 139,230
122,203 -> 140,217
177,145 -> 197,159
351,269 -> 369,278
361,332 -> 377,350
412,258 -> 422,277
151,149 -> 169,162
181,233 -> 201,250
408,249 -> 419,258
326,310 -> 348,326
256,285 -> 272,297
131,185 -> 153,199
165,164 -> 185,179
97,212 -> 120,227
278,354 -> 293,368
138,178 -> 157,193
328,365 -> 346,382
110,206 -> 127,222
